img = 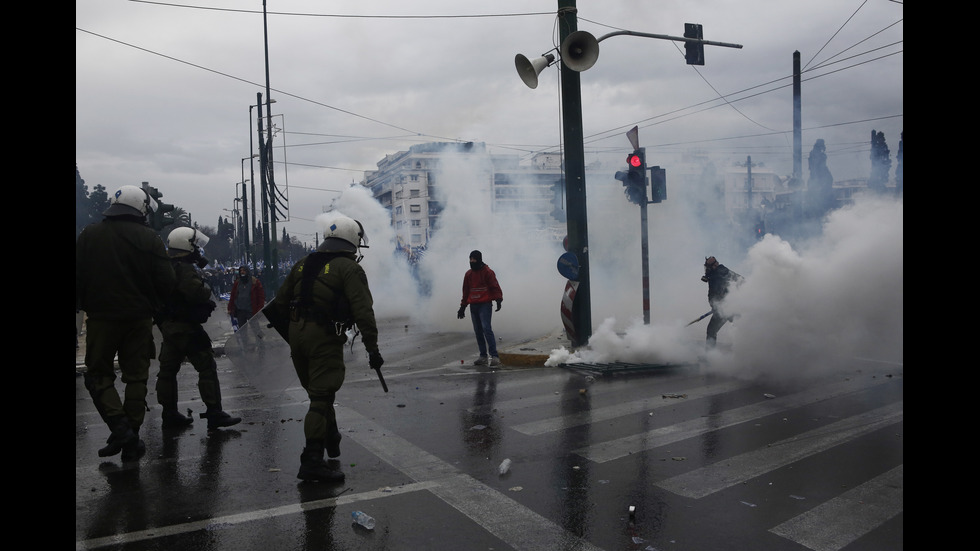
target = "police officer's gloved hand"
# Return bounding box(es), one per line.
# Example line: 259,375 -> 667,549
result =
369,350 -> 384,370
457,306 -> 465,319
495,299 -> 502,312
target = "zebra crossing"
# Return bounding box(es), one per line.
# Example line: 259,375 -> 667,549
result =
420,363 -> 904,550
76,326 -> 902,551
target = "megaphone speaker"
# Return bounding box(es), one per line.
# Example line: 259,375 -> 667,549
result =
560,30 -> 599,72
515,53 -> 555,89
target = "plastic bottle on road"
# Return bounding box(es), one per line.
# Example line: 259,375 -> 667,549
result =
351,511 -> 376,530
498,458 -> 512,475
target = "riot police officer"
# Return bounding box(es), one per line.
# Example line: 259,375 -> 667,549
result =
156,226 -> 241,431
268,215 -> 384,482
76,185 -> 176,461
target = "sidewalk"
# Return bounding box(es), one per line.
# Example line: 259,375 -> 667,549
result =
76,311 -> 569,371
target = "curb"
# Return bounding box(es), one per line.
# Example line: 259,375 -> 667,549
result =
498,351 -> 551,367
499,330 -> 570,367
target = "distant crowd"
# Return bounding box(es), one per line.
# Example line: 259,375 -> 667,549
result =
203,265 -> 289,299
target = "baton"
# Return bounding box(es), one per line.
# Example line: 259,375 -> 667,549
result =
686,311 -> 713,326
374,367 -> 389,393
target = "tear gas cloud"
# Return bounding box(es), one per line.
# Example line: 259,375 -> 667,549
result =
321,151 -> 902,379
720,195 -> 904,378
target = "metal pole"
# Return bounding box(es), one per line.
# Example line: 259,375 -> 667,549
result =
558,0 -> 591,347
262,0 -> 280,293
240,158 -> 250,267
257,93 -> 271,279
232,199 -> 242,262
249,107 -> 257,271
747,155 -> 753,209
640,198 -> 650,325
793,51 -> 802,184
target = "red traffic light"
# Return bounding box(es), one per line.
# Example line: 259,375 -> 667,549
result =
628,154 -> 642,168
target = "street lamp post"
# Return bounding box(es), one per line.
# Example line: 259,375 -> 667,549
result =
223,206 -> 239,262
257,93 -> 272,287
233,197 -> 243,262
261,0 -> 281,294
557,1 -> 591,348
250,98 -> 274,280
240,154 -> 257,267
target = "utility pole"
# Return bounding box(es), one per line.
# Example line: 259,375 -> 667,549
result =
262,0 -> 280,293
257,93 -> 271,282
557,0 -> 591,347
240,158 -> 251,267
518,8 -> 739,347
793,51 -> 802,185
746,155 -> 754,208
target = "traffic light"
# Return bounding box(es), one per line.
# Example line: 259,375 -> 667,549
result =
615,148 -> 647,205
142,183 -> 176,231
650,166 -> 667,203
684,23 -> 704,66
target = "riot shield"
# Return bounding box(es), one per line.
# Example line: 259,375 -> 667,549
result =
202,293 -> 234,342
223,308 -> 298,400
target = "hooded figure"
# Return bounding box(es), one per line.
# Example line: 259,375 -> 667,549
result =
457,250 -> 504,366
228,265 -> 266,328
702,256 -> 743,348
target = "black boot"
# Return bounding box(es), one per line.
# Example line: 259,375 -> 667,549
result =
201,409 -> 242,430
98,416 -> 137,457
326,421 -> 342,458
121,438 -> 146,462
162,408 -> 194,429
297,440 -> 345,482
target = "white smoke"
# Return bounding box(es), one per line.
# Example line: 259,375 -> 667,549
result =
321,148 -> 902,380
720,195 -> 904,378
315,186 -> 420,318
548,193 -> 904,379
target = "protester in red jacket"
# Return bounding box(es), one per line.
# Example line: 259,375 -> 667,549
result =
456,250 -> 503,366
228,265 -> 266,328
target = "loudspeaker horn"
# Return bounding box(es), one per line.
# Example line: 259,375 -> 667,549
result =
515,53 -> 556,89
560,30 -> 599,72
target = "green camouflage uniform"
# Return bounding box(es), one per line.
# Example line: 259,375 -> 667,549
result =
76,216 -> 176,432
270,251 -> 380,450
156,259 -> 221,413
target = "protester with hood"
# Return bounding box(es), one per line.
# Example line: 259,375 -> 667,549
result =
228,265 -> 266,329
701,256 -> 743,348
76,185 -> 176,462
457,250 -> 504,366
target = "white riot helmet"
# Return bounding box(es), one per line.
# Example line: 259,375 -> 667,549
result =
103,185 -> 158,218
167,226 -> 210,257
317,215 -> 368,256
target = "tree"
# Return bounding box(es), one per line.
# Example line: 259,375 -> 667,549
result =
196,224 -> 232,265
895,131 -> 903,197
868,130 -> 891,193
76,166 -> 110,237
806,139 -> 835,217
76,166 -> 90,237
173,207 -> 191,227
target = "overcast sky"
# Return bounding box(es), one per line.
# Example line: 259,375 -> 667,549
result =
76,0 -> 903,246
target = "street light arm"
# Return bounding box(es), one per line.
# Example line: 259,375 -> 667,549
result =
595,29 -> 742,50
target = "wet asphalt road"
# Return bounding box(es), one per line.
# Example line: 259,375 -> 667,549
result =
76,315 -> 903,551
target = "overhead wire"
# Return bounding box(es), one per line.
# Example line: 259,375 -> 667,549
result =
83,3 -> 901,171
